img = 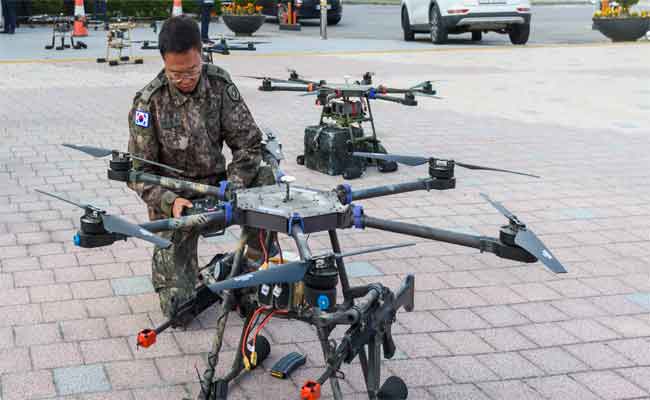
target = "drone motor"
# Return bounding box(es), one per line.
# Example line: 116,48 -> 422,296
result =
303,257 -> 339,312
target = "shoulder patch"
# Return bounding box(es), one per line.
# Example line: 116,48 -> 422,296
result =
226,84 -> 241,102
134,110 -> 151,128
139,71 -> 167,104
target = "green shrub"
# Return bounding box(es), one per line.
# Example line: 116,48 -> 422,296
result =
31,0 -> 221,19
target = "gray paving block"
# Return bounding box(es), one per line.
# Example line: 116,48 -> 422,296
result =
428,384 -> 491,400
525,375 -> 600,400
53,365 -> 111,395
624,292 -> 650,309
431,356 -> 498,383
521,347 -> 589,375
111,276 -> 154,296
477,380 -> 546,400
565,342 -> 636,369
571,370 -> 647,400
477,352 -> 543,380
345,261 -> 383,278
561,208 -> 595,219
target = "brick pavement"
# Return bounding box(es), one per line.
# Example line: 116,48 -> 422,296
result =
0,41 -> 649,399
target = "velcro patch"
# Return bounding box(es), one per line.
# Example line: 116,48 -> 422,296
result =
226,84 -> 241,102
134,110 -> 150,128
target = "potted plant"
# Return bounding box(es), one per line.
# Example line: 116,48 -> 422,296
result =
221,0 -> 266,36
593,0 -> 650,42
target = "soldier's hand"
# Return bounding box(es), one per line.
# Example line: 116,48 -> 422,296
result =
172,198 -> 193,218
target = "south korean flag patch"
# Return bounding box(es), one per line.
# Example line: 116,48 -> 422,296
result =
134,110 -> 150,128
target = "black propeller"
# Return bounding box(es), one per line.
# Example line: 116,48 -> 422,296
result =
35,189 -> 172,248
207,243 -> 415,294
353,152 -> 540,178
480,193 -> 567,274
62,143 -> 184,174
239,75 -> 295,84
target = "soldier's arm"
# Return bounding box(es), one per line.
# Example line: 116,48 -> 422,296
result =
127,101 -> 179,218
220,82 -> 263,189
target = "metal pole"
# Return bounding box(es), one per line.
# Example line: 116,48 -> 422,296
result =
320,0 -> 327,39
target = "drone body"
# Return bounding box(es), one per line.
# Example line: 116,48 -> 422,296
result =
246,71 -> 439,179
96,20 -> 144,66
44,15 -> 86,50
44,135 -> 565,400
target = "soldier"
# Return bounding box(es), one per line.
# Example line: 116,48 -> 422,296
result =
127,16 -> 273,324
199,0 -> 215,42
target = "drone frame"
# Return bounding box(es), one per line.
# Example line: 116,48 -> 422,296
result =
54,139 -> 566,400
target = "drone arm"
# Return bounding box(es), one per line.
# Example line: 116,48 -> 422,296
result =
361,215 -> 536,264
259,83 -> 312,92
338,178 -> 453,204
372,94 -> 417,106
140,210 -> 230,233
128,171 -> 225,199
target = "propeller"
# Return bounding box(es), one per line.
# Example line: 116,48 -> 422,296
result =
62,143 -> 184,174
35,189 -> 171,248
352,152 -> 540,178
480,193 -> 567,274
239,75 -> 295,84
207,243 -> 416,294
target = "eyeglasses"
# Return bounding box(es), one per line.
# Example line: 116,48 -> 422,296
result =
166,65 -> 202,83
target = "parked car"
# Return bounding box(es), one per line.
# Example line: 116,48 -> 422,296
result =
257,0 -> 342,25
400,0 -> 531,44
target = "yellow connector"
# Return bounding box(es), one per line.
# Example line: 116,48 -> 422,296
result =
243,356 -> 251,371
251,351 -> 258,366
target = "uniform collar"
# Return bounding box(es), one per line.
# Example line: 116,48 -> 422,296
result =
167,68 -> 209,107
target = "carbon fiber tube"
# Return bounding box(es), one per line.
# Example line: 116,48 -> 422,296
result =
131,171 -> 222,197
351,179 -> 434,201
140,211 -> 227,233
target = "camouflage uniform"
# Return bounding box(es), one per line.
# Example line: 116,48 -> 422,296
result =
128,64 -> 270,319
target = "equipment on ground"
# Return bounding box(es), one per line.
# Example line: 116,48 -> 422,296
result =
96,20 -> 143,66
44,15 -> 87,50
45,132 -> 565,400
244,71 -> 440,179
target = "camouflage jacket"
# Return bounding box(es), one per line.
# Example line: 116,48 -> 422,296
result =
127,64 -> 262,220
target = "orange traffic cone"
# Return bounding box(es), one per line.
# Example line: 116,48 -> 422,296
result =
73,0 -> 88,37
172,0 -> 184,16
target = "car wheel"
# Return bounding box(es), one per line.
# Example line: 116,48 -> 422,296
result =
471,31 -> 482,41
402,7 -> 415,41
327,15 -> 341,25
509,23 -> 529,45
429,3 -> 447,44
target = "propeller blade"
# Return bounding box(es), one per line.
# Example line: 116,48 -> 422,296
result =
514,229 -> 567,273
333,242 -> 416,259
479,193 -> 516,221
240,75 -> 293,84
34,189 -> 88,210
62,143 -> 112,158
352,152 -> 429,167
456,162 -> 540,178
102,214 -> 171,248
207,260 -> 309,293
130,155 -> 184,174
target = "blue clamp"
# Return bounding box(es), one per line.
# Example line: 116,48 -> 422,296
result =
341,183 -> 352,205
73,233 -> 81,246
368,87 -> 377,99
317,295 -> 330,311
218,180 -> 229,201
222,202 -> 233,225
287,212 -> 305,235
352,204 -> 364,229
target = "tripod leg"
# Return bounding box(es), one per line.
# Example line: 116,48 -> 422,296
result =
365,336 -> 382,400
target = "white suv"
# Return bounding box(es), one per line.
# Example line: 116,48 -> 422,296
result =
401,0 -> 532,44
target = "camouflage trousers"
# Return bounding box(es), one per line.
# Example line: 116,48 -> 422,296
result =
152,166 -> 276,319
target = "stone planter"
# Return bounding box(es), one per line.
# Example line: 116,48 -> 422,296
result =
222,14 -> 266,36
592,17 -> 650,42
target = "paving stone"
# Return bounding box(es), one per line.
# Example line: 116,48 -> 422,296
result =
472,305 -> 530,327
608,338 -> 650,365
54,365 -> 111,396
71,280 -> 114,299
91,263 -> 133,280
1,370 -> 56,400
0,347 -> 32,374
511,302 -> 569,323
80,338 -> 133,364
0,287 -> 30,306
436,289 -> 488,308
525,375 -> 600,400
571,370 -> 647,400
432,331 -> 494,355
29,283 -> 73,303
565,342 -> 635,369
31,342 -> 83,369
61,318 -> 110,341
80,390 -> 133,400
617,367 -> 650,392
110,276 -> 154,296
477,380 -> 546,400
173,329 -> 220,354
428,384 -> 491,400
14,323 -> 61,346
42,300 -> 88,322
104,359 -> 162,389
105,314 -> 151,338
510,283 -> 563,302
393,333 -> 450,358
155,355 -> 207,384
387,358 -> 451,387
397,311 -> 449,333
550,298 -> 608,318
126,293 -> 160,313
0,327 -> 14,349
433,309 -> 490,330
0,304 -> 43,327
344,261 -> 383,278
431,355 -> 498,383
471,285 -> 526,305
592,295 -> 648,315
476,352 -> 543,380
521,347 -> 588,375
85,297 -> 130,318
557,318 -> 621,342
131,385 -> 189,400
516,323 -> 580,347
55,267 -> 95,283
474,327 -> 537,352
3,256 -> 40,272
597,315 -> 650,337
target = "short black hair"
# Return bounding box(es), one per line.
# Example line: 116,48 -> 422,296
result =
158,16 -> 202,57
